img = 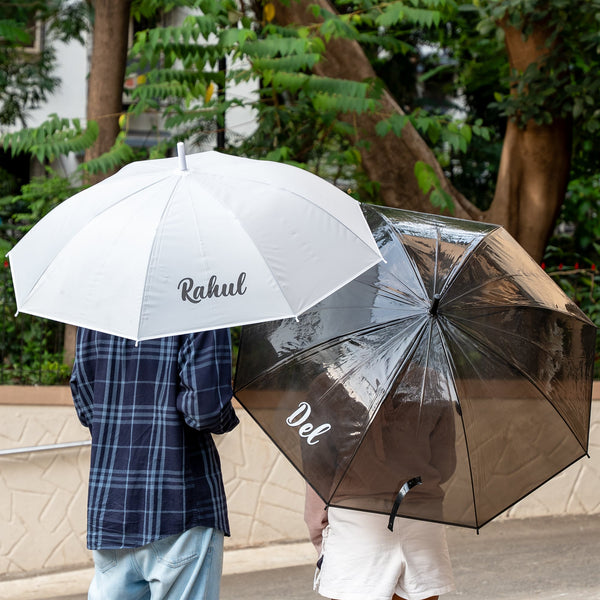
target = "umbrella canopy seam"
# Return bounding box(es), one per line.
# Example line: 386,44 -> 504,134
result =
8,174 -> 174,311
439,314 -> 590,456
377,210 -> 430,302
234,314 -> 428,391
136,175 -> 187,340
434,316 -> 480,529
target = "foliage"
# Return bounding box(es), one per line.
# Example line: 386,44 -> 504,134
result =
3,0 -> 600,379
0,165 -> 84,245
0,0 -> 90,129
2,114 -> 99,164
0,263 -> 70,385
119,0 -> 496,206
413,160 -> 454,213
0,166 -> 83,386
478,0 -> 600,133
543,174 -> 600,376
0,0 -> 503,202
124,0 -> 386,180
82,131 -> 139,175
413,2 -> 507,209
366,0 -> 600,210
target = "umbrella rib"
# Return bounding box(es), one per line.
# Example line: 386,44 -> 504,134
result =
267,194 -> 383,311
205,172 -> 383,263
436,232 -> 494,300
175,172 -> 305,322
346,267 -> 429,308
474,450 -> 589,531
326,317 -> 430,505
435,318 -> 482,529
12,173 -> 174,317
449,311 -> 567,358
433,227 -> 440,299
135,175 -> 186,340
234,314 -> 425,392
190,173 -> 382,315
448,312 -> 571,382
442,315 -> 589,456
377,211 -> 430,302
329,275 -> 428,309
442,272 -> 512,306
288,258 -> 383,317
199,182 -> 381,320
375,281 -> 428,307
292,190 -> 383,259
415,320 -> 434,431
445,274 -> 595,324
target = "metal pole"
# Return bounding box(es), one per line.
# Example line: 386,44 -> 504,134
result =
216,56 -> 226,149
0,440 -> 91,457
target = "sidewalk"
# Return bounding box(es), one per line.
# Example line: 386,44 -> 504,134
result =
1,514 -> 598,600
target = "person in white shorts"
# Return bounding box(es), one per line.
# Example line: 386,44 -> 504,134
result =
302,362 -> 457,600
305,486 -> 455,600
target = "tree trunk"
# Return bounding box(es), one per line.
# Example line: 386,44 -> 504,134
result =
487,117 -> 571,261
64,0 -> 131,364
487,20 -> 572,261
273,0 -> 572,262
85,0 -> 132,177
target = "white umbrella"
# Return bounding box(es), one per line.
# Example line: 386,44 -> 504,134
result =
8,145 -> 382,341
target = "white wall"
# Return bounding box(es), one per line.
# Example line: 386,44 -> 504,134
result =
27,37 -> 89,129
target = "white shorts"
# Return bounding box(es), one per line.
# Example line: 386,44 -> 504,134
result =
315,507 -> 455,600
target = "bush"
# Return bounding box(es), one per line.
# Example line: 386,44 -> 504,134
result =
0,170 -> 76,385
544,174 -> 600,377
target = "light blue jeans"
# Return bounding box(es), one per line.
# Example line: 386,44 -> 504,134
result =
89,526 -> 224,600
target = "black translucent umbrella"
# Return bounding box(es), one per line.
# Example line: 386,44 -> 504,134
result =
234,204 -> 596,531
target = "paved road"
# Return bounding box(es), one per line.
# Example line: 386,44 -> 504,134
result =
221,514 -> 600,600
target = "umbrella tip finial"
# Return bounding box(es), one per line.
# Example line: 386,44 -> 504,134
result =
177,142 -> 188,171
429,294 -> 441,317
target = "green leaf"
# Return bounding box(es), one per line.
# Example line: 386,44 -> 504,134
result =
80,135 -> 136,175
375,120 -> 392,137
429,189 -> 454,214
375,2 -> 405,27
0,19 -> 32,45
414,161 -> 438,194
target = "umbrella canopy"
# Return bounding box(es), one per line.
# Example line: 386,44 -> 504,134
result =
234,204 -> 596,530
7,146 -> 382,341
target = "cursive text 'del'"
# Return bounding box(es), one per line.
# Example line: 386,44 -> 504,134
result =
286,401 -> 331,445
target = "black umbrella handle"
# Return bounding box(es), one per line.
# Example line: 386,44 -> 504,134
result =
388,476 -> 423,531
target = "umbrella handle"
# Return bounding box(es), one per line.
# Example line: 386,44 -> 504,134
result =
388,476 -> 422,531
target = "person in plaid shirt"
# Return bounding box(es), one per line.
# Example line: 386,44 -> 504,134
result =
70,327 -> 239,599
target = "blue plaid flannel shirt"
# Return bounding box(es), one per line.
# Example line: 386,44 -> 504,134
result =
70,327 -> 239,550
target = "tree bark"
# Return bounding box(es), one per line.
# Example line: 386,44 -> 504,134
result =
64,0 -> 132,364
487,20 -> 572,261
273,0 -> 572,262
487,117 -> 571,261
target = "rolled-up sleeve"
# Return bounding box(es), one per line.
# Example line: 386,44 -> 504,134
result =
177,329 -> 239,434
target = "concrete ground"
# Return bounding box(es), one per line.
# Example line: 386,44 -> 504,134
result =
1,514 -> 599,600
221,514 -> 600,600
